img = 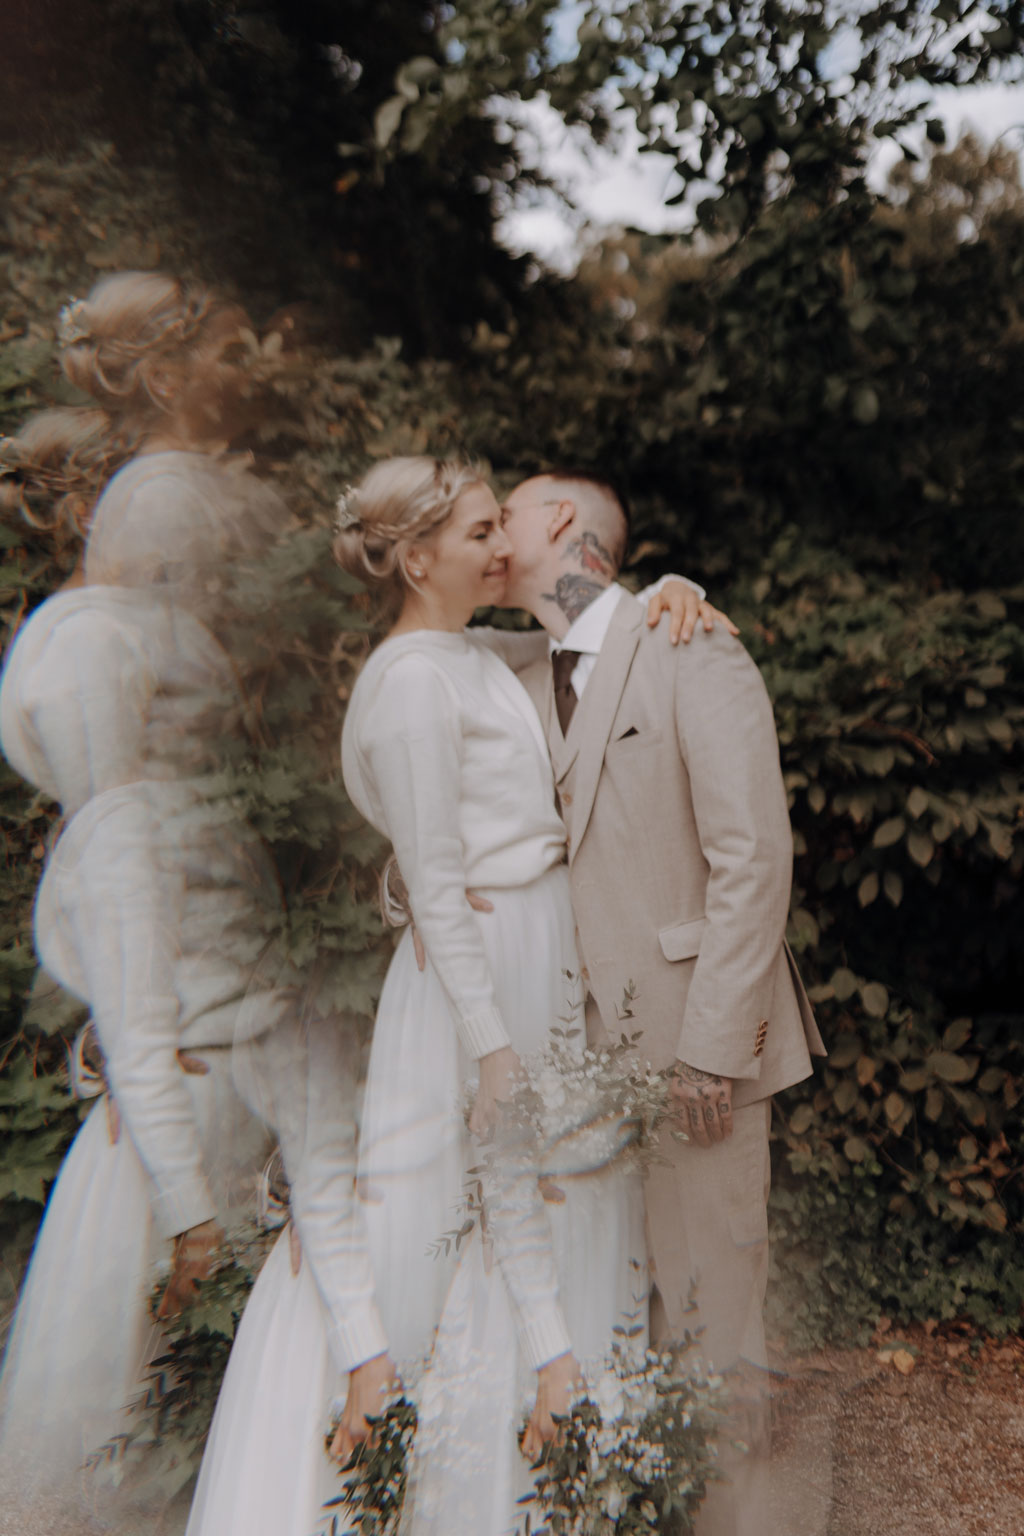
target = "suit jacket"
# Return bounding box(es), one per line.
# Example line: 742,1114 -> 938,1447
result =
518,593 -> 825,1109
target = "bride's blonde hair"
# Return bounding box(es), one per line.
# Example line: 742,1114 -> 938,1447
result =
333,455 -> 485,596
59,271 -> 249,433
0,406 -> 131,546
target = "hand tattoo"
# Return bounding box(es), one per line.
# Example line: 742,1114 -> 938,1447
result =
541,573 -> 607,624
675,1061 -> 723,1087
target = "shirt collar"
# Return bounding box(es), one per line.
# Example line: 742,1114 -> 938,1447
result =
548,582 -> 628,658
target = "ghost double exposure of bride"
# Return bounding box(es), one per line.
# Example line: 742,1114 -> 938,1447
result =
3,7 -> 1024,1536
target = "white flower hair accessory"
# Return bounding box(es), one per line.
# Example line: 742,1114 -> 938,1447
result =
335,484 -> 362,531
57,297 -> 91,347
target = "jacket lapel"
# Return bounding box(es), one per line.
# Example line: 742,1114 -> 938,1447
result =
567,593 -> 643,860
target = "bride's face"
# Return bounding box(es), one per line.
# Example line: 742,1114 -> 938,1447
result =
411,483 -> 512,617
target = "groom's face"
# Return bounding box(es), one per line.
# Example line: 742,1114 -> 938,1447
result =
498,476 -> 564,607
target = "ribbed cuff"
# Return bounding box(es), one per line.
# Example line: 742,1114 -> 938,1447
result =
457,1004 -> 511,1060
328,1303 -> 391,1374
152,1177 -> 218,1240
519,1304 -> 573,1370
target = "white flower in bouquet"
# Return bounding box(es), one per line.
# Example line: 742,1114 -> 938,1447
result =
519,1348 -> 724,1536
591,1367 -> 626,1426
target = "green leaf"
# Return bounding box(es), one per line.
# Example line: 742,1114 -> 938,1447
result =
884,1092 -> 906,1123
833,1079 -> 858,1114
928,1051 -> 976,1084
906,831 -> 935,867
829,1035 -> 863,1069
906,787 -> 929,819
982,1202 -> 1008,1232
883,870 -> 903,907
942,1018 -> 972,1052
374,95 -> 407,150
924,1085 -> 945,1121
857,872 -> 879,907
859,982 -> 889,1018
831,967 -> 859,1002
873,817 -> 906,849
850,386 -> 879,424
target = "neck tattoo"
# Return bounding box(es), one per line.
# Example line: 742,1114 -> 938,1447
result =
541,572 -> 608,624
565,530 -> 616,579
541,529 -> 617,625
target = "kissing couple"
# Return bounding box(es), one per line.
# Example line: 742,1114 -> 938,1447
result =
188,457 -> 825,1536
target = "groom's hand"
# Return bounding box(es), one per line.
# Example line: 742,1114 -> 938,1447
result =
669,1061 -> 734,1148
378,856 -> 494,972
411,889 -> 494,972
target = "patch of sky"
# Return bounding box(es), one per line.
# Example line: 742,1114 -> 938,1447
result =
493,1 -> 1024,267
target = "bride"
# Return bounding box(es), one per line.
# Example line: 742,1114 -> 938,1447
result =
186,456 -> 710,1536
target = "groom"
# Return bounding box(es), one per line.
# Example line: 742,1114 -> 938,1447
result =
497,471 -> 826,1536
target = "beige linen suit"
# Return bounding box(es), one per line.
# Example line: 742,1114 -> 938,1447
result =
518,592 -> 825,1536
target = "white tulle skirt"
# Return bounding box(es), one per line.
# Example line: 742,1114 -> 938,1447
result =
186,864 -> 647,1536
0,1055 -> 269,1534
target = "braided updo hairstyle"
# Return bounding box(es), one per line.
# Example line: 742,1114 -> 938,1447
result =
59,272 -> 249,435
332,456 -> 485,602
0,407 -> 131,548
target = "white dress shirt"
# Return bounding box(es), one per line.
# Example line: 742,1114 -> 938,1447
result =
550,575 -> 705,701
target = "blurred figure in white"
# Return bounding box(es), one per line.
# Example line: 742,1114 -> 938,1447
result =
0,273 -> 296,1532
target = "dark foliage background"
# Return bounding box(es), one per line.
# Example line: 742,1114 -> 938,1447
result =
2,1 -> 1023,1389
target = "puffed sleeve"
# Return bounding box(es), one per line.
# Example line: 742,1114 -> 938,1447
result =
357,655 -> 511,1059
59,795 -> 218,1238
28,608 -> 154,809
85,472 -> 217,593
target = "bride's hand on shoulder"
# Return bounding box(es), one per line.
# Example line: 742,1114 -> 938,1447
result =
521,1351 -> 583,1463
330,1352 -> 399,1464
646,581 -> 739,645
469,1045 -> 523,1140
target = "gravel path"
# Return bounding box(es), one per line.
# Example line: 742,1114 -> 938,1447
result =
769,1328 -> 1024,1536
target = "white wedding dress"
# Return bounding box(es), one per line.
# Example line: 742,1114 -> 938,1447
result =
185,630 -> 647,1536
0,587 -> 277,1530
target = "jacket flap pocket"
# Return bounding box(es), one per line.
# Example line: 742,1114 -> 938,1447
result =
658,916 -> 706,962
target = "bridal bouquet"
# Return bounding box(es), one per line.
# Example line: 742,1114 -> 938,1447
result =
429,1023 -> 676,1261
324,1395 -> 418,1536
521,1021 -> 676,1179
518,1349 -> 725,1536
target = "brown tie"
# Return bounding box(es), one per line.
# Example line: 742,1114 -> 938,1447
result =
552,649 -> 582,736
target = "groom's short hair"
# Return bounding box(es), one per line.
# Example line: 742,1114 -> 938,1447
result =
542,467 -> 631,569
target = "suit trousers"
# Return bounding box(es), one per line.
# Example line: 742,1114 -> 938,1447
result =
646,1098 -> 773,1536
